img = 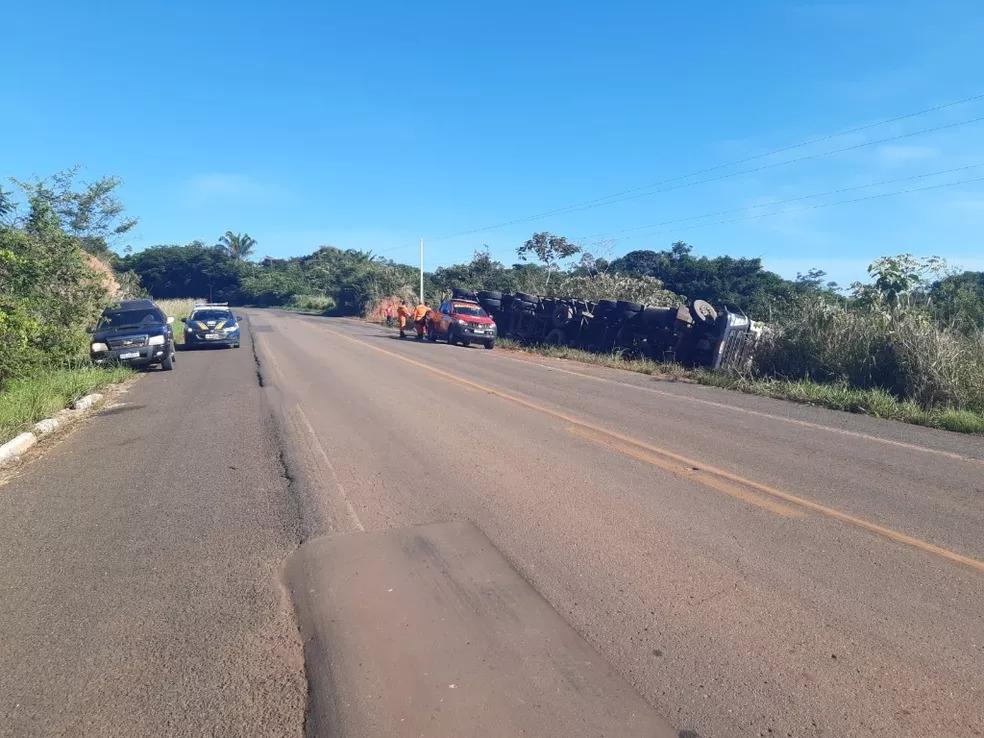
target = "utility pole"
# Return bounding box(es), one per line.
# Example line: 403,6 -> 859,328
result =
419,238 -> 424,304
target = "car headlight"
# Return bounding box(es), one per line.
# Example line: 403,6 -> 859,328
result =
457,319 -> 467,325
223,324 -> 239,332
91,342 -> 108,352
148,335 -> 166,346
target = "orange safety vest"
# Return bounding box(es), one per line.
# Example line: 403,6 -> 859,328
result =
412,305 -> 429,321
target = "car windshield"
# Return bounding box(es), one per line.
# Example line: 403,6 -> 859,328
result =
454,305 -> 486,317
98,309 -> 163,328
191,310 -> 233,322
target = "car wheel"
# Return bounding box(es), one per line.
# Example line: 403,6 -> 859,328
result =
484,340 -> 494,350
161,350 -> 174,371
447,329 -> 456,345
234,343 -> 240,348
461,339 -> 471,347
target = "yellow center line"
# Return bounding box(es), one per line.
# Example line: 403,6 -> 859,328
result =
491,349 -> 984,468
565,426 -> 804,519
320,325 -> 984,575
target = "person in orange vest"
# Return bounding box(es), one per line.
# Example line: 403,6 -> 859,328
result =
412,302 -> 430,340
396,300 -> 412,338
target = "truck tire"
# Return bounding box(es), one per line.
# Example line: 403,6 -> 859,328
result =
484,340 -> 495,350
616,300 -> 644,313
514,291 -> 537,303
690,299 -> 718,324
477,290 -> 502,301
479,298 -> 501,310
545,328 -> 566,346
446,328 -> 457,345
552,304 -> 573,327
161,348 -> 174,371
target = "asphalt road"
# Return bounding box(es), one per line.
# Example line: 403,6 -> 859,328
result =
0,323 -> 305,737
2,310 -> 982,737
252,311 -> 983,738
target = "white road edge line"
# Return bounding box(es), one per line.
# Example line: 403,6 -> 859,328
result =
295,406 -> 366,532
301,315 -> 984,466
490,351 -> 984,466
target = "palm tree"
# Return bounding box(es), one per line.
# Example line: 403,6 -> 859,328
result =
217,231 -> 257,261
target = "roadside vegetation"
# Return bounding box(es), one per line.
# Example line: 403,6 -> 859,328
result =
499,339 -> 984,434
5,166 -> 984,439
0,171 -> 143,443
0,364 -> 132,441
497,254 -> 984,434
156,298 -> 200,346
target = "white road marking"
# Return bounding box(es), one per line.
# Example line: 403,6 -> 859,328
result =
294,406 -> 365,532
489,350 -> 984,466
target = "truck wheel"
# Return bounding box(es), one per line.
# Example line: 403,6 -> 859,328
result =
161,350 -> 174,371
447,330 -> 456,345
484,340 -> 495,350
461,339 -> 471,347
545,329 -> 566,345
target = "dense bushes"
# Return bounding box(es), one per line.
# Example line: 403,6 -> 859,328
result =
609,241 -> 805,316
550,272 -> 679,305
756,295 -> 984,415
118,244 -> 244,301
0,199 -> 107,386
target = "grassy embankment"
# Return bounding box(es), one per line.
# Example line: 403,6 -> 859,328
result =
496,339 -> 984,435
0,298 -> 200,445
0,363 -> 133,443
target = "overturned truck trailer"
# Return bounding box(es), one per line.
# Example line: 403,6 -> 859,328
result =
453,288 -> 761,371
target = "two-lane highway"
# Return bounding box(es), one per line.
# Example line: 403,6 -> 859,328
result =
250,310 -> 983,738
1,309 -> 981,737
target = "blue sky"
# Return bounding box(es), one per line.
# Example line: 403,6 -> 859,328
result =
4,0 -> 983,286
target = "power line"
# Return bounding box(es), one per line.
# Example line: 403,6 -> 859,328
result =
582,174 -> 984,249
435,94 -> 984,239
576,162 -> 984,242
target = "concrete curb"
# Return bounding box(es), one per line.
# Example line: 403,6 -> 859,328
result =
0,432 -> 38,465
33,417 -> 60,436
0,392 -> 106,466
72,393 -> 103,411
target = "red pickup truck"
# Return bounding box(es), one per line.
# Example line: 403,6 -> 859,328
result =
426,300 -> 498,349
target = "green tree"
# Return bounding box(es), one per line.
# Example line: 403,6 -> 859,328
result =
865,254 -> 948,306
610,241 -> 797,316
516,232 -> 581,289
217,231 -> 258,261
0,195 -> 107,384
927,270 -> 984,333
10,167 -> 137,258
119,243 -> 243,300
433,249 -> 515,293
0,185 -> 14,221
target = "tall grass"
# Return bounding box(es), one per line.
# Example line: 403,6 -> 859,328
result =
285,294 -> 335,313
756,298 -> 984,416
0,364 -> 132,442
497,333 -> 984,435
156,298 -> 204,345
